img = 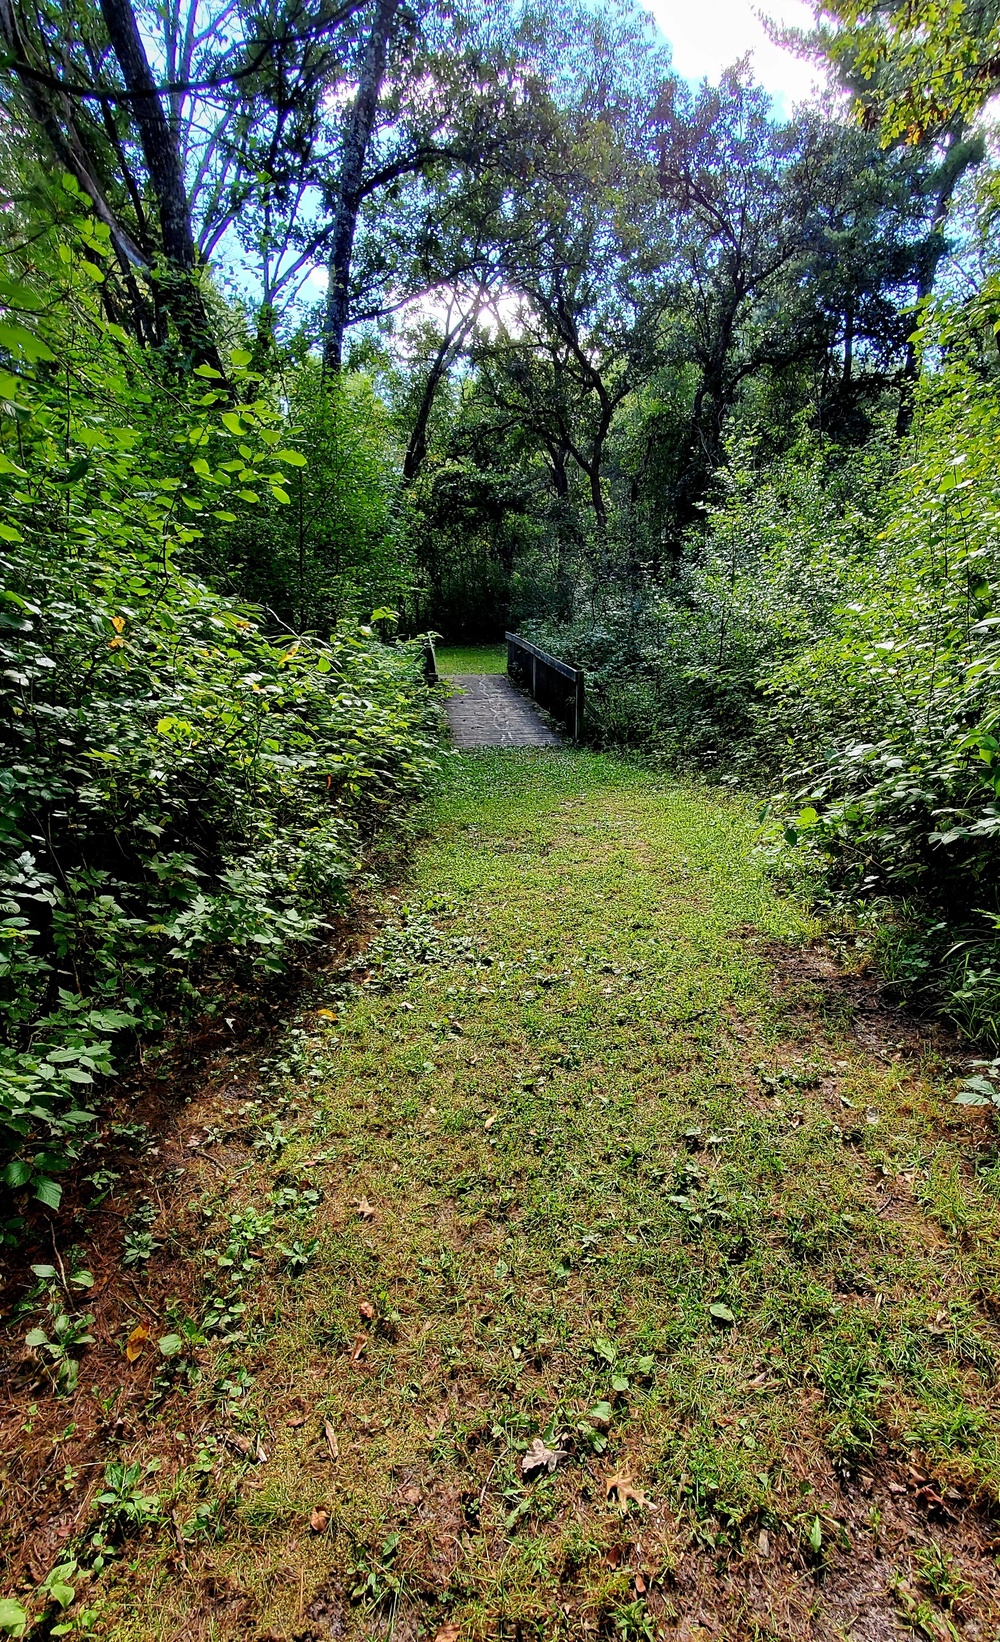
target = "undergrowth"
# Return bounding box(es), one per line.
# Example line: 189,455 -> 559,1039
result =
6,752 -> 999,1639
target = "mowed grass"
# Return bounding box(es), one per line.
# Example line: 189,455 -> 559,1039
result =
435,644 -> 507,675
89,752 -> 1000,1639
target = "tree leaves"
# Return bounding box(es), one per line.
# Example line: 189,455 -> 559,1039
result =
0,1599 -> 27,1636
126,1323 -> 148,1362
521,1436 -> 566,1476
605,1472 -> 654,1513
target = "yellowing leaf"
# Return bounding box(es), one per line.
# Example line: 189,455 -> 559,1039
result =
126,1323 -> 148,1363
605,1472 -> 654,1513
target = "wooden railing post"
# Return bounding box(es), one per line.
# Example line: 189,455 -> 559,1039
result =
505,631 -> 584,742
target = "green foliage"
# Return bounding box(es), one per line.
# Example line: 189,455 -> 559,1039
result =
530,306 -> 1000,1036
769,332 -> 1000,1031
527,430 -> 893,762
200,362 -> 411,629
814,0 -> 1000,145
0,204 -> 440,1208
24,1306 -> 95,1395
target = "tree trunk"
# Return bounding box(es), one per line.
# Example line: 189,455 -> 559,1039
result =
403,309 -> 478,481
99,0 -> 220,365
322,0 -> 400,372
842,302 -> 854,385
896,129 -> 980,436
0,0 -> 150,281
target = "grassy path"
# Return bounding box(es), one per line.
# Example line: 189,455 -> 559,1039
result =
79,754 -> 1000,1637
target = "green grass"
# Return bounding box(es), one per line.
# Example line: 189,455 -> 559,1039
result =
62,752 -> 1000,1638
435,643 -> 507,674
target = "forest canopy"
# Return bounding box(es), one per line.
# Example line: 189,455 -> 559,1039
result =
3,0 -> 1000,1210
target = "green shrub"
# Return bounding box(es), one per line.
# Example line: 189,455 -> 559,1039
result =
773,334 -> 1000,1033
0,211 -> 440,1208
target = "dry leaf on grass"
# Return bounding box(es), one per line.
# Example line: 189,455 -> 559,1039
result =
349,1333 -> 367,1362
433,1626 -> 461,1642
287,1414 -> 306,1428
521,1436 -> 566,1477
401,1485 -> 421,1505
323,1419 -> 339,1460
352,1196 -> 375,1220
605,1472 -> 654,1512
255,1436 -> 268,1464
309,1506 -> 329,1533
359,1300 -> 375,1320
483,1113 -> 498,1130
125,1323 -> 148,1363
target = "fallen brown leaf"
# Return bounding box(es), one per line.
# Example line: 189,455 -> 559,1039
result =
521,1436 -> 566,1477
359,1301 -> 375,1320
401,1485 -> 421,1505
287,1414 -> 306,1428
349,1333 -> 368,1362
433,1626 -> 461,1642
310,1506 -> 329,1533
483,1113 -> 498,1130
352,1196 -> 375,1220
323,1419 -> 339,1460
605,1472 -> 654,1513
125,1323 -> 148,1364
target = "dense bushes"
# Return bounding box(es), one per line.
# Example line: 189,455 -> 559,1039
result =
198,363 -> 412,630
0,220 -> 440,1209
526,433 -> 894,765
529,330 -> 1000,1037
771,343 -> 1000,1037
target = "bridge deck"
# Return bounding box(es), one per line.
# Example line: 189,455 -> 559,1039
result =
444,674 -> 563,749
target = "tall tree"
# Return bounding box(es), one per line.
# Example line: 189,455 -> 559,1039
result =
322,0 -> 400,369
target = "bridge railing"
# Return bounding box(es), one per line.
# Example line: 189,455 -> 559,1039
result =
422,635 -> 438,684
506,632 -> 585,741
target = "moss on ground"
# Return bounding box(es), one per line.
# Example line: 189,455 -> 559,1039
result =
18,752 -> 1000,1639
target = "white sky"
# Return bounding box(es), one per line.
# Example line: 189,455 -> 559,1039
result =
648,0 -> 826,113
